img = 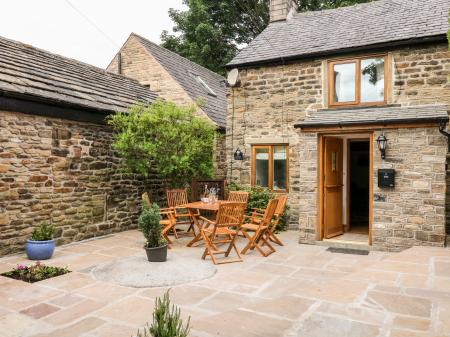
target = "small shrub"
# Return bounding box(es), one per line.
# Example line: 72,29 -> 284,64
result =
138,202 -> 165,248
30,222 -> 55,241
1,262 -> 70,283
228,183 -> 290,231
135,291 -> 190,337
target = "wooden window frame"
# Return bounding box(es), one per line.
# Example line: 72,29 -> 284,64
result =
251,144 -> 289,193
328,54 -> 388,108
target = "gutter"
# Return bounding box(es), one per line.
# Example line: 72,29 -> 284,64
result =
226,35 -> 447,69
294,116 -> 449,129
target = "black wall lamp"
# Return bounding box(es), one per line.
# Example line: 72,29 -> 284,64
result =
439,120 -> 450,151
376,131 -> 388,160
233,148 -> 244,161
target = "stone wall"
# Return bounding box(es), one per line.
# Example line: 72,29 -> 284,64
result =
227,41 -> 450,246
372,128 -> 446,251
0,110 -> 163,256
108,35 -> 227,179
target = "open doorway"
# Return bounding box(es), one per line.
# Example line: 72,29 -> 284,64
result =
348,140 -> 370,236
319,134 -> 372,245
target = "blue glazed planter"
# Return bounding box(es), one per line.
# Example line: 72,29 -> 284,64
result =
26,239 -> 55,260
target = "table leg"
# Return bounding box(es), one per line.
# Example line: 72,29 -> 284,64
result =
186,208 -> 203,247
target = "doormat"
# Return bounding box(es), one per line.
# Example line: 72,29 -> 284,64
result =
326,247 -> 369,255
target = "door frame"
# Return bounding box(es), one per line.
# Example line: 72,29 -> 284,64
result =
317,131 -> 373,244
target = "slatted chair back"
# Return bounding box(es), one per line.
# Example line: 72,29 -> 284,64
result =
227,191 -> 249,204
166,189 -> 189,208
274,195 -> 288,217
260,198 -> 279,228
142,192 -> 152,208
215,202 -> 246,229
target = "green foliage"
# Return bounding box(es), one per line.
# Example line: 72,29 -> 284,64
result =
228,183 -> 290,231
2,262 -> 70,283
296,0 -> 373,11
138,202 -> 165,249
107,100 -> 215,188
135,291 -> 190,337
30,222 -> 55,241
161,0 -> 373,75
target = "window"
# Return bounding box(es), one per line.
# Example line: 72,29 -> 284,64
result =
251,145 -> 288,192
329,55 -> 387,107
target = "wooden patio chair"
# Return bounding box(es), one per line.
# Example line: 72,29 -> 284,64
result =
199,202 -> 246,265
141,193 -> 176,246
240,198 -> 279,257
267,195 -> 288,246
228,191 -> 249,204
166,189 -> 195,238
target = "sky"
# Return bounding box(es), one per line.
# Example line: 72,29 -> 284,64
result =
0,0 -> 185,68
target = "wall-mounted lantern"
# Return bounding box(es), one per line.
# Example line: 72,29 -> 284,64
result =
233,148 -> 244,161
376,131 -> 388,160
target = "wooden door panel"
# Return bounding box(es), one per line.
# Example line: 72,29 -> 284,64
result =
324,137 -> 344,239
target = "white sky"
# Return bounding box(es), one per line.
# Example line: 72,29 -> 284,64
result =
0,0 -> 185,68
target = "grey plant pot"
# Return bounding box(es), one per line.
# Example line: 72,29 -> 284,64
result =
144,244 -> 168,262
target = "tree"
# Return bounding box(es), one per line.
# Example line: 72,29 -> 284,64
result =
107,100 -> 215,188
161,0 -> 374,75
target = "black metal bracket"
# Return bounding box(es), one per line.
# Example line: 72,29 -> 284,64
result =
438,121 -> 450,152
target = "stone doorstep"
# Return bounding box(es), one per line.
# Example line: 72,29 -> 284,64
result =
315,239 -> 373,252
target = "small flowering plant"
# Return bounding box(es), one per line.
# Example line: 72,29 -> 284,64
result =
1,262 -> 70,283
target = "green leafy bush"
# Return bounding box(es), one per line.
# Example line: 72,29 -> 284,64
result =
30,222 -> 55,241
1,262 -> 70,283
138,202 -> 165,248
228,183 -> 290,231
107,100 -> 215,188
135,291 -> 190,337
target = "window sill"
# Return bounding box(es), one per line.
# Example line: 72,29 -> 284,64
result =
320,104 -> 400,112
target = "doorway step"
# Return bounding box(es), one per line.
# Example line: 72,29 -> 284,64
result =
316,238 -> 372,251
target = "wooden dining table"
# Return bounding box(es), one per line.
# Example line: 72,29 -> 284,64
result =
183,200 -> 230,247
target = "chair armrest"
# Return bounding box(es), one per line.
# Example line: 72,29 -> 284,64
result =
198,216 -> 215,225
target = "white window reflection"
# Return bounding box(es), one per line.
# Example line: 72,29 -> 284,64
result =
361,58 -> 385,102
333,63 -> 356,103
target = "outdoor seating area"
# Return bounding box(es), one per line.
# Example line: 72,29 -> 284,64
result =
144,188 -> 287,265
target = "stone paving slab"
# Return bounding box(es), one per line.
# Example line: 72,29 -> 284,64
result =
0,230 -> 449,337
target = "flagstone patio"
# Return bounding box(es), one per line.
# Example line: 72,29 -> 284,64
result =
0,230 -> 449,337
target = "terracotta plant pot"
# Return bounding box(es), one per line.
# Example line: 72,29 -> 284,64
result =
144,244 -> 168,262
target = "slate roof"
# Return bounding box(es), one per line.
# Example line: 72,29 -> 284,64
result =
0,35 -> 157,114
294,105 -> 449,128
132,33 -> 227,129
228,0 -> 450,67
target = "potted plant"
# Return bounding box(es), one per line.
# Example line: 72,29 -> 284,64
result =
138,202 -> 168,262
26,222 -> 55,260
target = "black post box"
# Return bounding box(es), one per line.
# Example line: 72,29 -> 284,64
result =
378,169 -> 395,188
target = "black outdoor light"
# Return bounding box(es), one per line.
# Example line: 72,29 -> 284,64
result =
376,131 -> 388,160
234,148 -> 244,160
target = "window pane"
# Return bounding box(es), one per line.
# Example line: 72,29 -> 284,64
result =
361,58 -> 385,102
333,63 -> 356,103
255,148 -> 269,188
273,146 -> 287,190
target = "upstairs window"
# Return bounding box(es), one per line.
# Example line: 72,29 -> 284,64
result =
328,55 -> 387,107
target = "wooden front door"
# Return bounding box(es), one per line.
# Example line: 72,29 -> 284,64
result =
324,137 -> 344,238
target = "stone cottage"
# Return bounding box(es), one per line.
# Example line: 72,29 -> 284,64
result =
226,0 -> 450,251
0,36 -> 158,255
107,33 -> 228,178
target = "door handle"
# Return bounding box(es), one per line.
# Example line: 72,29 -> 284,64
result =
325,184 -> 344,188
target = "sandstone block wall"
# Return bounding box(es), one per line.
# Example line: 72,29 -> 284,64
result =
0,111 -> 163,256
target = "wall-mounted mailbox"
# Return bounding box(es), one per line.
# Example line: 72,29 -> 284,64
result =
378,169 -> 395,188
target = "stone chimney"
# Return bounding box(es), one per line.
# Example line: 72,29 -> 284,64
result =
269,0 -> 297,23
